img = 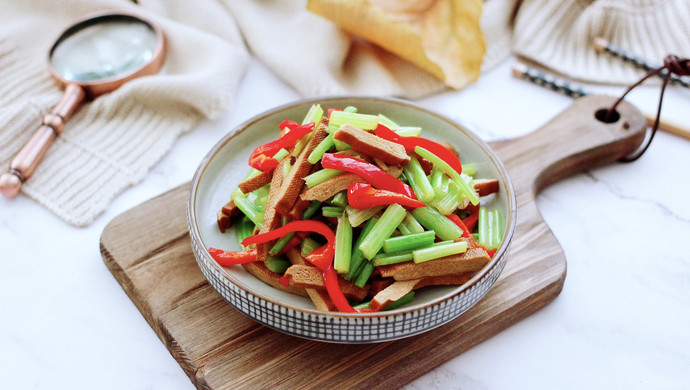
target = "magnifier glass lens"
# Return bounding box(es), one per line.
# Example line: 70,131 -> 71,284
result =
50,19 -> 159,82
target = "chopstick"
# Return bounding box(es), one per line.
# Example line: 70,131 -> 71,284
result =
593,37 -> 690,89
512,61 -> 690,141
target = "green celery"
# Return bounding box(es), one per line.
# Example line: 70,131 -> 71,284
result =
302,201 -> 322,220
334,217 -> 353,274
372,251 -> 414,266
397,222 -> 413,236
403,155 -> 435,203
435,180 -> 464,215
415,146 -> 479,206
233,196 -> 264,228
359,204 -> 407,260
301,237 -> 320,257
293,104 -> 323,156
265,256 -> 290,274
401,212 -> 424,235
343,106 -> 358,113
478,207 -> 502,249
329,191 -> 347,208
308,133 -> 335,164
383,231 -> 436,253
346,217 -> 378,280
413,241 -> 468,263
303,169 -> 342,188
395,126 -> 422,137
345,204 -> 384,227
354,262 -> 374,288
462,163 -> 476,176
322,206 -> 344,218
269,217 -> 293,256
412,206 -> 462,241
377,113 -> 399,129
236,216 -> 255,249
329,111 -> 379,132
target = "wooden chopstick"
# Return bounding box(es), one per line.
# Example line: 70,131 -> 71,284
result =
512,61 -> 690,141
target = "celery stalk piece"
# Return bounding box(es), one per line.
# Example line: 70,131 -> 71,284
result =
308,133 -> 335,164
479,208 -> 502,249
377,113 -> 400,129
402,213 -> 425,234
265,256 -> 290,274
333,138 -> 351,151
354,261 -> 375,288
293,104 -> 323,156
330,111 -> 379,131
394,127 -> 422,137
397,222 -> 413,236
436,180 -> 464,215
233,196 -> 264,228
403,155 -> 435,203
491,209 -> 502,249
302,103 -> 324,125
302,201 -> 322,220
413,241 -> 468,263
248,184 -> 270,207
343,106 -> 358,113
282,158 -> 293,179
415,146 -> 479,206
334,217 -> 353,274
269,232 -> 295,256
411,206 -> 462,241
329,191 -> 347,208
372,251 -> 414,266
345,205 -> 384,227
301,237 -> 320,257
236,216 -> 255,249
303,168 -> 342,188
430,168 -> 444,198
383,231 -> 436,253
322,206 -> 345,218
272,148 -> 290,162
359,204 -> 407,260
346,217 -> 378,280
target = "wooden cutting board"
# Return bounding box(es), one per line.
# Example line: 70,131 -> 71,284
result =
100,96 -> 646,389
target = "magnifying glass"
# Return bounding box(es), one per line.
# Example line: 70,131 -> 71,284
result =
0,11 -> 166,198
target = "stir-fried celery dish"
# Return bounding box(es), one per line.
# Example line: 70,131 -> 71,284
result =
212,104 -> 503,313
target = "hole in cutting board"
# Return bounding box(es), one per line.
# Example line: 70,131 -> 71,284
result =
594,108 -> 620,124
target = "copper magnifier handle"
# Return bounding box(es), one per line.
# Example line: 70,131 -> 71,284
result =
0,11 -> 166,198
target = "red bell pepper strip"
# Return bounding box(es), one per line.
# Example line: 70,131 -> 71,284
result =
248,122 -> 315,171
327,108 -> 342,118
279,119 -> 301,132
208,247 -> 258,266
347,183 -> 425,209
242,220 -> 334,270
374,124 -> 463,175
323,265 -> 357,313
320,153 -> 416,199
446,214 -> 497,258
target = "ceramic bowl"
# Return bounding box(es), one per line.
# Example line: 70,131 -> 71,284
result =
187,96 -> 516,343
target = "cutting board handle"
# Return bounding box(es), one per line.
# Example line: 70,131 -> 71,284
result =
491,95 -> 648,194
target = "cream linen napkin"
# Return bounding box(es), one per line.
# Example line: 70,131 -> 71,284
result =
0,0 -> 249,226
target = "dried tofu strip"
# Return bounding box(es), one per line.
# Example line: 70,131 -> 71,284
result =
370,279 -> 419,311
376,248 -> 490,280
283,264 -> 369,301
474,178 -> 500,197
242,262 -> 308,297
275,118 -> 329,215
413,273 -> 473,289
373,158 -> 403,178
285,249 -> 336,311
256,158 -> 289,263
301,173 -> 365,202
334,124 -> 410,165
238,170 -> 273,194
217,200 -> 240,233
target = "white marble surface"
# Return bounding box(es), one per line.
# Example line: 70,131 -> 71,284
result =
1,58 -> 689,389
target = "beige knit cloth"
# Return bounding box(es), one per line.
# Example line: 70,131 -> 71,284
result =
1,0 -> 688,226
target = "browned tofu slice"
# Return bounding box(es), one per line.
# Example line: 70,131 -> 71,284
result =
376,248 -> 490,280
300,173 -> 364,202
238,169 -> 273,194
370,279 -> 419,311
283,264 -> 369,301
242,262 -> 308,297
333,124 -> 410,165
274,118 -> 329,215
